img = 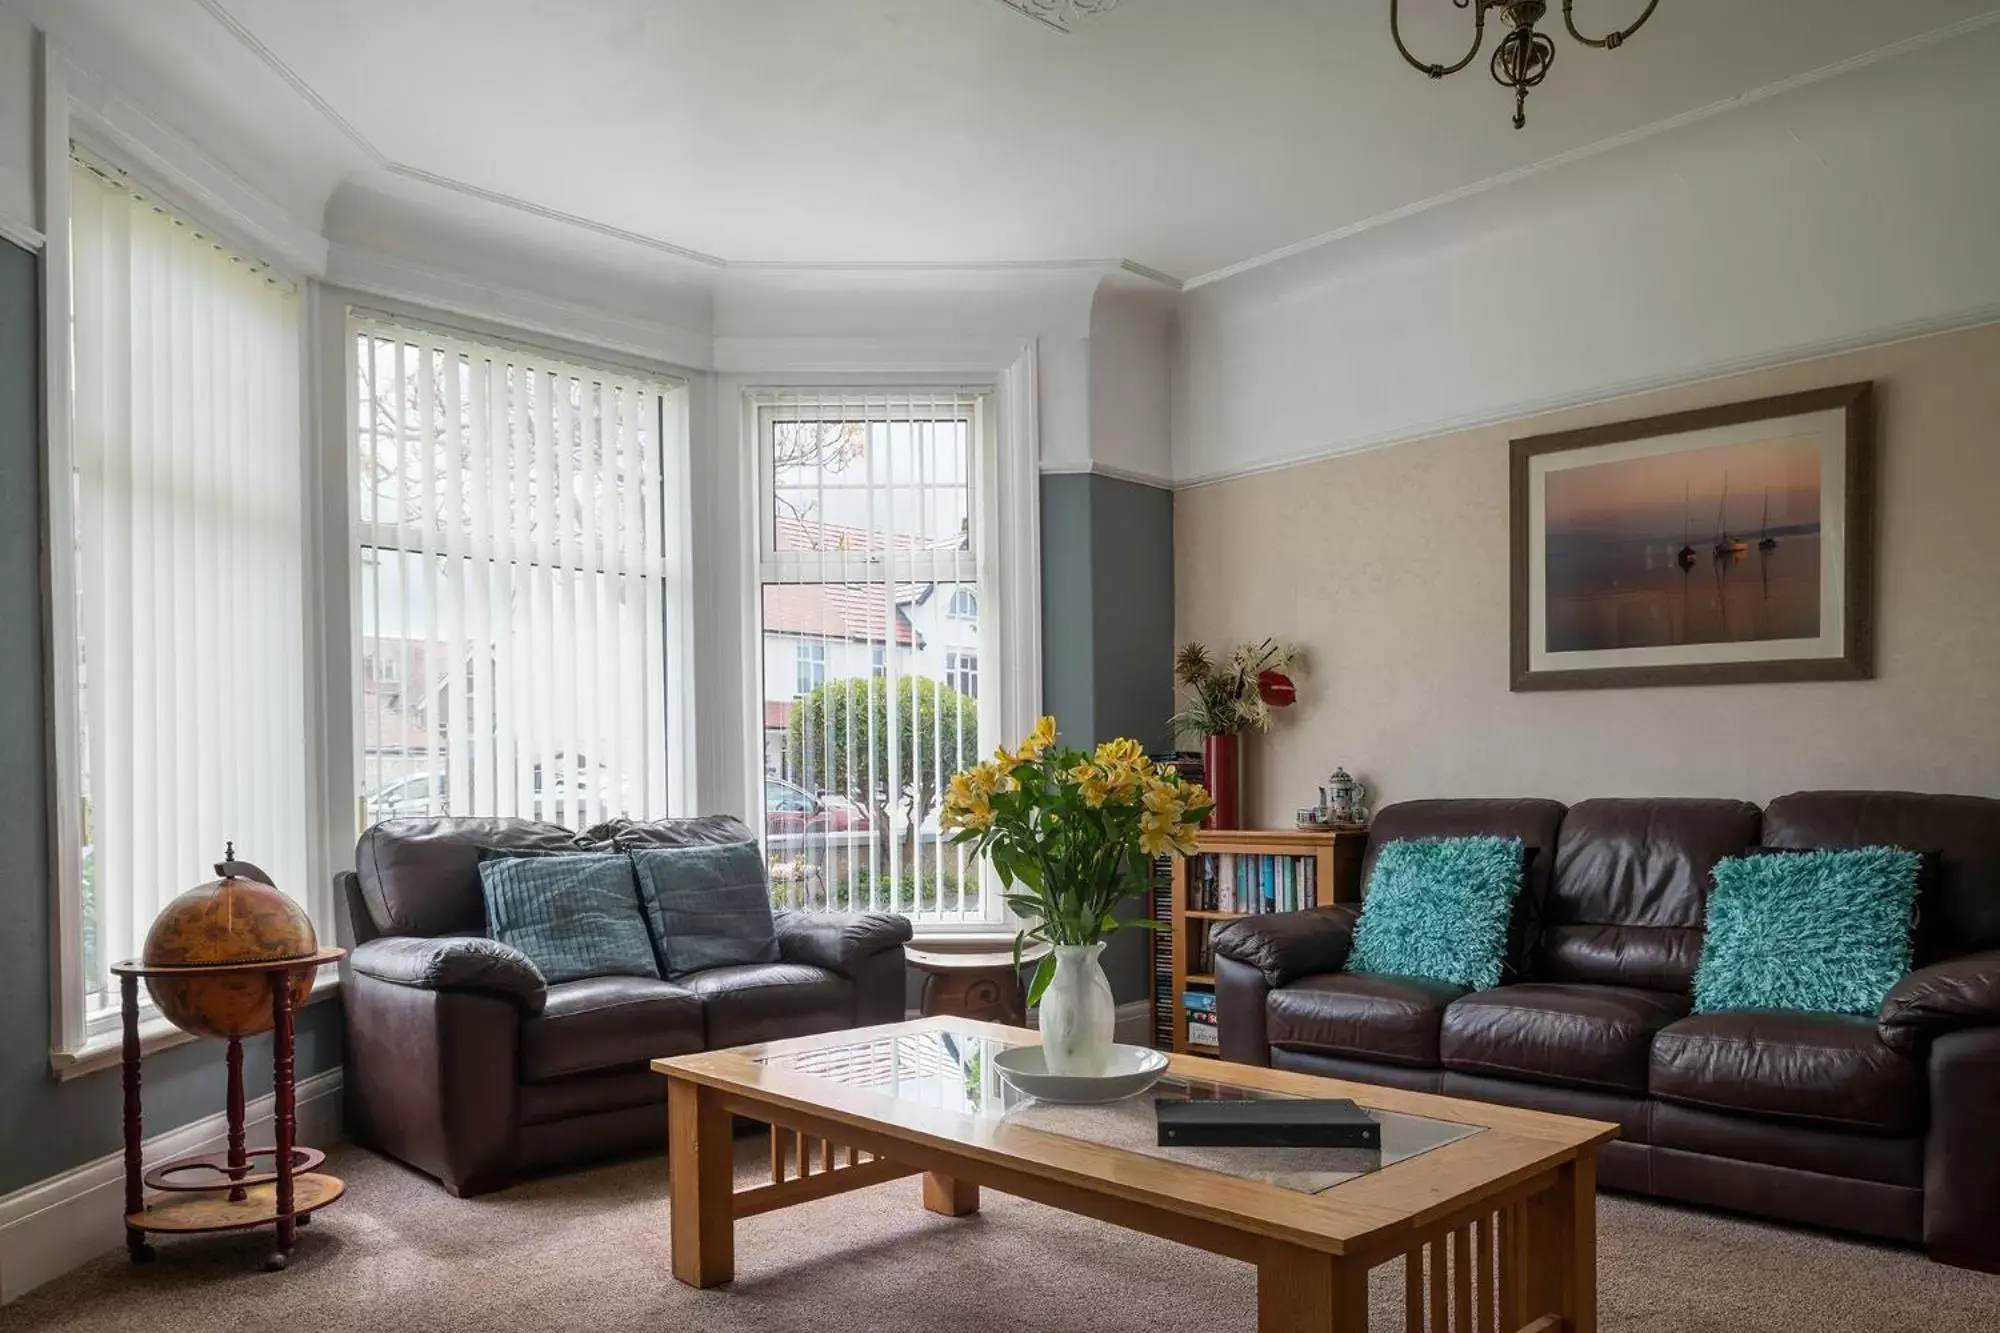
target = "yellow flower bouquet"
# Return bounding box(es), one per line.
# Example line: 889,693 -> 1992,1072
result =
942,717 -> 1211,1011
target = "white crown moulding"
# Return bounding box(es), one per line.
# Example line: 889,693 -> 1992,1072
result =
188,1 -> 2000,294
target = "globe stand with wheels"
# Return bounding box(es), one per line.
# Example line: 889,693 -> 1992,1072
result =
111,847 -> 346,1274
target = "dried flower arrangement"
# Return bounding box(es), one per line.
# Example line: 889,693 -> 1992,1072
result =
1168,638 -> 1302,741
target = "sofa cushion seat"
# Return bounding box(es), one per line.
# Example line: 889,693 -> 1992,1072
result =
682,962 -> 853,1048
1650,1011 -> 1924,1135
1266,973 -> 1468,1068
520,976 -> 704,1082
1441,983 -> 1689,1093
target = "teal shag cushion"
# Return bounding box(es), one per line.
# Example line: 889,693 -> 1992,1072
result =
631,841 -> 781,978
1695,846 -> 1921,1016
1345,836 -> 1526,989
479,852 -> 659,985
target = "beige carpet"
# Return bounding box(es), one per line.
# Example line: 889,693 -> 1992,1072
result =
4,1143 -> 1994,1332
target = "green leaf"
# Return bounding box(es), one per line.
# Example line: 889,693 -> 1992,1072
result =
1002,892 -> 1047,919
1026,952 -> 1057,1007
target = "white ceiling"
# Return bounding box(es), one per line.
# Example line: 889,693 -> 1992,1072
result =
31,0 -> 2000,284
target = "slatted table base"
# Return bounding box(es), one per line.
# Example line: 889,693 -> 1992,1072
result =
1398,1192 -> 1578,1333
731,1127 -> 924,1219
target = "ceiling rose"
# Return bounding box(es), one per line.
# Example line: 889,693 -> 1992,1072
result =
1391,0 -> 1661,129
990,0 -> 1126,34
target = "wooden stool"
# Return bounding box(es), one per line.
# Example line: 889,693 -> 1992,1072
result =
904,942 -> 1050,1024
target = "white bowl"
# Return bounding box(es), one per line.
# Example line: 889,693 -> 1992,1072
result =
992,1043 -> 1169,1104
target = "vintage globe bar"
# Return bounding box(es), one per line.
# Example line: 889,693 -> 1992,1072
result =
111,846 -> 345,1271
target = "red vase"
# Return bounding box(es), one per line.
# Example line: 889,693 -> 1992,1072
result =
1202,732 -> 1241,830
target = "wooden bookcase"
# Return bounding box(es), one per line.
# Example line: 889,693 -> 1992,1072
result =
1166,827 -> 1368,1057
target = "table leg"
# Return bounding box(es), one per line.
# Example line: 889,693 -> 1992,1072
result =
120,974 -> 154,1263
1257,1244 -> 1367,1332
225,1037 -> 247,1202
920,1171 -> 980,1217
265,969 -> 297,1272
668,1077 -> 734,1287
1522,1155 -> 1597,1333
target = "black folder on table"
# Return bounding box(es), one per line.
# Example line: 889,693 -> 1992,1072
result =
1155,1098 -> 1382,1149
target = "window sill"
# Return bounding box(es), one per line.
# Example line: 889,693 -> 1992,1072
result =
49,972 -> 341,1083
908,926 -> 1019,949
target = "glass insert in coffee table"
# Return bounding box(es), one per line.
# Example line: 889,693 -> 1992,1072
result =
757,1025 -> 1480,1195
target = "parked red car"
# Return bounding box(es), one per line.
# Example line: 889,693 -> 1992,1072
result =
764,777 -> 871,836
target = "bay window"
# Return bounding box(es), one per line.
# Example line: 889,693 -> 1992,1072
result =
55,158 -> 311,1053
753,390 -> 1004,926
351,315 -> 686,832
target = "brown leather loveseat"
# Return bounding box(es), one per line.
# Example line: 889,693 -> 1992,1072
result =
337,815 -> 911,1195
1211,791 -> 2000,1270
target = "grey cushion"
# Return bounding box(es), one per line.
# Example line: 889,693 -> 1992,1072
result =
479,853 -> 658,984
632,842 -> 781,978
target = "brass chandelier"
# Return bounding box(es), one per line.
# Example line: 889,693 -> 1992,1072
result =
1390,0 -> 1660,129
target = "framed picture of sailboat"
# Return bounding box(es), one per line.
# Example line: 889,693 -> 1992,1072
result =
1510,382 -> 1874,691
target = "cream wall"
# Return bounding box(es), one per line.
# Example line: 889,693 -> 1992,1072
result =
1174,323 -> 2000,822
1172,22 -> 2000,487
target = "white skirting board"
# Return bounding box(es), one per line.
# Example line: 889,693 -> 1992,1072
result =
0,1069 -> 344,1304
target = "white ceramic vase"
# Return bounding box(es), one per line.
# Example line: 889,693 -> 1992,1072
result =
1038,941 -> 1117,1075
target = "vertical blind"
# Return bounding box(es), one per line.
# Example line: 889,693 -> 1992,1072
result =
69,160 -> 309,1018
353,316 -> 677,833
755,390 -> 994,923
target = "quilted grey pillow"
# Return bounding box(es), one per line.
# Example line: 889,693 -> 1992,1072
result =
631,841 -> 780,978
478,852 -> 658,985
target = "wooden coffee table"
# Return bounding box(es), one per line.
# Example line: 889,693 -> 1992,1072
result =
653,1017 -> 1614,1332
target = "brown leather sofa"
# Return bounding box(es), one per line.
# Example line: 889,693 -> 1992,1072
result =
337,815 -> 912,1195
1211,791 -> 2000,1270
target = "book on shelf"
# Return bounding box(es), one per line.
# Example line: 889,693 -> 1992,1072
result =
1186,852 -> 1320,915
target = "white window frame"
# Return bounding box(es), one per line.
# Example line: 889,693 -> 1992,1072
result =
41,52 -> 333,1077
944,648 -> 980,699
794,640 -> 828,698
740,379 -> 1038,935
340,305 -> 697,837
947,587 -> 979,621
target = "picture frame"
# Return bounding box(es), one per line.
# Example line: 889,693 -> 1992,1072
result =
1510,382 -> 1874,691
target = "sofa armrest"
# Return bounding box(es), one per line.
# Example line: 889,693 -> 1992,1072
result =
773,910 -> 914,976
342,971 -> 523,1196
1879,949 -> 2000,1055
350,936 -> 548,1016
1923,1027 -> 2000,1268
1210,905 -> 1362,988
